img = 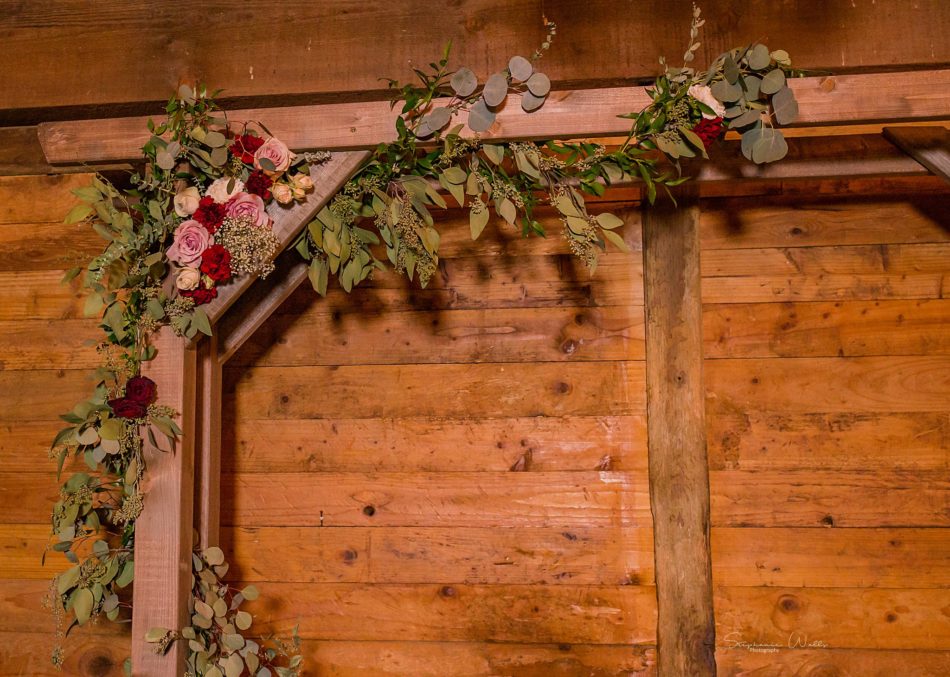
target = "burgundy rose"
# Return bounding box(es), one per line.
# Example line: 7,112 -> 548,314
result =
200,244 -> 232,282
108,397 -> 148,419
181,283 -> 218,306
125,375 -> 157,406
193,196 -> 227,234
245,170 -> 273,201
230,134 -> 265,165
692,117 -> 725,150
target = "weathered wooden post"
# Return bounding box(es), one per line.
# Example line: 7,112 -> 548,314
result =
641,182 -> 717,676
132,328 -> 198,675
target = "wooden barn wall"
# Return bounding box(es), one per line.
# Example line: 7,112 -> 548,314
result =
701,182 -> 950,676
221,177 -> 950,675
0,171 -> 948,676
0,173 -> 130,675
219,199 -> 656,674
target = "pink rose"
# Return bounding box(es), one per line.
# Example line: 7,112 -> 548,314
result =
225,192 -> 271,228
253,137 -> 293,175
167,220 -> 213,267
271,183 -> 294,205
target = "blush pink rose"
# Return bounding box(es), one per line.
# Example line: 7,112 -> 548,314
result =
167,220 -> 213,267
253,137 -> 294,175
225,191 -> 271,228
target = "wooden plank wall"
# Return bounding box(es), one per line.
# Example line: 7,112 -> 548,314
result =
701,182 -> 950,675
221,176 -> 950,675
0,173 -> 130,675
0,171 -> 948,675
220,200 -> 657,674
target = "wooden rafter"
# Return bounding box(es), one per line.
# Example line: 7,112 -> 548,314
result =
37,70 -> 950,166
883,125 -> 950,184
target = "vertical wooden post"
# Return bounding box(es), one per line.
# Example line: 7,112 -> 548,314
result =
641,182 -> 717,676
132,327 -> 197,676
195,333 -> 222,549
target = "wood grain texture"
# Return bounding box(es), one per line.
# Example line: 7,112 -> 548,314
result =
224,414 -> 646,473
132,328 -> 196,676
221,471 -> 650,529
703,300 -> 950,359
232,582 -> 658,644
699,196 -> 950,250
195,334 -> 222,549
706,356 -> 950,413
0,632 -> 129,676
715,586 -> 950,650
10,0 -> 950,118
711,527 -> 950,588
222,525 -> 654,586
37,70 -> 950,163
706,411 -> 949,472
292,640 -> 657,677
710,469 -> 950,528
883,125 -> 950,183
716,648 -> 950,677
0,271 -> 86,321
0,320 -> 101,370
227,361 -> 646,420
642,183 -> 716,675
228,304 -> 645,367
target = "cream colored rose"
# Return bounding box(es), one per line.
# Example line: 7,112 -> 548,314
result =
174,186 -> 201,217
292,173 -> 314,191
254,137 -> 294,175
272,183 -> 294,205
175,266 -> 201,291
205,177 -> 245,204
688,84 -> 726,119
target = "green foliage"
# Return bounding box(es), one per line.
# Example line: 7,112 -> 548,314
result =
145,548 -> 302,677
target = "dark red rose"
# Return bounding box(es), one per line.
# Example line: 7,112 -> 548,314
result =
193,196 -> 226,234
692,116 -> 725,150
181,283 -> 218,306
229,134 -> 265,165
108,397 -> 148,419
124,375 -> 157,406
244,170 -> 273,201
200,244 -> 232,282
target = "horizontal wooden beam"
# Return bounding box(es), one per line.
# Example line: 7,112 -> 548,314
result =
38,71 -> 950,166
883,125 -> 950,184
4,0 -> 949,124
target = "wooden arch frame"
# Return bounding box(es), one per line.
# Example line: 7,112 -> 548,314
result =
37,70 -> 950,676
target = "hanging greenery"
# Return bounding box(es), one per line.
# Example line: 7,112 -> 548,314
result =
45,6 -> 799,675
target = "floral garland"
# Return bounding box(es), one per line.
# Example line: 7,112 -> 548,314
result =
46,7 -> 798,675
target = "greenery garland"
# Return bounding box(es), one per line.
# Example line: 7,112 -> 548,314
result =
46,7 -> 798,675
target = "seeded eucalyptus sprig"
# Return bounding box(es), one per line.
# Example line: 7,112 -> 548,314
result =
296,6 -> 798,291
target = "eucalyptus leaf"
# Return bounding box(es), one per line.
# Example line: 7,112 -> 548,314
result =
482,73 -> 509,107
771,86 -> 799,125
521,91 -> 546,112
526,72 -> 551,97
508,55 -> 533,82
601,228 -> 630,253
204,546 -> 225,566
74,588 -> 94,625
710,79 -> 742,103
760,68 -> 786,95
595,213 -> 625,230
498,198 -> 517,225
747,43 -> 771,70
470,207 -> 489,240
450,67 -> 478,97
467,99 -> 496,133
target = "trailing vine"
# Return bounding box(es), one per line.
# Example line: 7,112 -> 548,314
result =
45,6 -> 798,675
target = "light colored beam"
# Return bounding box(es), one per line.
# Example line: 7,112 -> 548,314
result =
37,70 -> 950,166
